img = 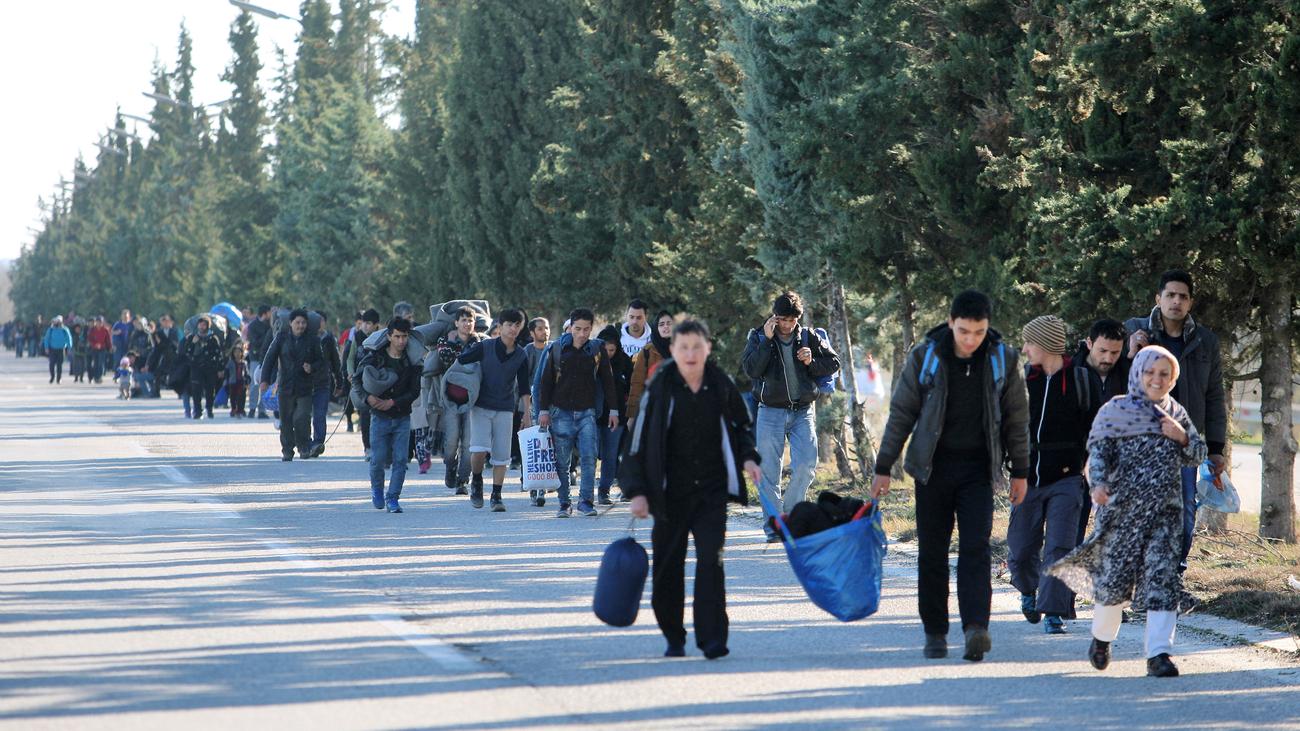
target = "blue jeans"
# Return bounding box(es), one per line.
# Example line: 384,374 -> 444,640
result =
755,404 -> 818,520
311,387 -> 330,447
1178,465 -> 1197,570
599,424 -> 625,495
551,408 -> 597,506
370,413 -> 411,499
135,371 -> 157,397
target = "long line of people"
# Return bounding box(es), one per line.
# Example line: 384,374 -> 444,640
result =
4,268 -> 1225,676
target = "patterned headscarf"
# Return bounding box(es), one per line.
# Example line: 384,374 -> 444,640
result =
1086,345 -> 1190,449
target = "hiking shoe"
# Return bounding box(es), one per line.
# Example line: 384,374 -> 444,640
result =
470,476 -> 484,509
555,503 -> 572,518
281,453 -> 294,462
1146,653 -> 1179,677
576,500 -> 597,516
923,634 -> 948,659
1089,639 -> 1111,671
371,488 -> 384,510
386,498 -> 403,514
597,493 -> 614,506
962,627 -> 991,662
455,482 -> 469,496
1044,615 -> 1066,634
703,644 -> 730,660
310,443 -> 325,458
490,497 -> 506,512
1020,594 -> 1041,624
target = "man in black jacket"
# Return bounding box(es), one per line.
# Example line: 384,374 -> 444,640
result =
1006,316 -> 1094,635
871,290 -> 1031,662
624,320 -> 761,660
354,318 -> 422,513
187,315 -> 227,420
246,305 -> 273,419
740,291 -> 840,540
1124,270 -> 1227,572
261,309 -> 324,461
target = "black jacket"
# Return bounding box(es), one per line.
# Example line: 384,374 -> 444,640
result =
740,324 -> 840,409
602,349 -> 634,422
186,332 -> 226,378
354,346 -> 422,418
875,324 -> 1031,486
1072,340 -> 1128,424
247,317 -> 273,361
620,360 -> 760,519
1025,357 -> 1092,489
312,331 -> 342,393
261,331 -> 324,398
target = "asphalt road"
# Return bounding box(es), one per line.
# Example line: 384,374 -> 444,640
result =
2,355 -> 1298,730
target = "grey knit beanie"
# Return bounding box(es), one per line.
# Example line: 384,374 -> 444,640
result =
1022,316 -> 1068,355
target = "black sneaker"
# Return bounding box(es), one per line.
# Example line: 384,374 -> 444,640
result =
455,482 -> 469,496
470,475 -> 484,509
281,453 -> 294,462
576,500 -> 597,516
597,493 -> 614,506
555,503 -> 572,518
962,627 -> 991,662
1146,653 -> 1179,677
923,633 -> 947,659
664,643 -> 686,658
310,443 -> 325,458
1020,594 -> 1041,624
490,488 -> 505,512
1089,638 -> 1111,670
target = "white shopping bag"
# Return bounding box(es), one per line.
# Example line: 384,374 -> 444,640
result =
517,425 -> 562,492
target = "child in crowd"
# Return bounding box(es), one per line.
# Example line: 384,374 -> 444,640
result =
116,355 -> 134,400
227,343 -> 251,418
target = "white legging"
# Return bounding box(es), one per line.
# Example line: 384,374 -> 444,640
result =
1093,604 -> 1177,658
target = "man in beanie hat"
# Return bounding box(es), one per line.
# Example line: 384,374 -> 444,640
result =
1007,315 -> 1097,634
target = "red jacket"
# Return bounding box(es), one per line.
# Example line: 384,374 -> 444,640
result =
88,325 -> 112,350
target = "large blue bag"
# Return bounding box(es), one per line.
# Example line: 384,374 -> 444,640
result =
593,521 -> 649,627
761,493 -> 887,622
260,388 -> 279,413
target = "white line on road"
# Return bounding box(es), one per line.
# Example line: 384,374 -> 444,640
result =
369,612 -> 483,672
157,464 -> 192,484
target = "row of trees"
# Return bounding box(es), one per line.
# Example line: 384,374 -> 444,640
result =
12,0 -> 1296,540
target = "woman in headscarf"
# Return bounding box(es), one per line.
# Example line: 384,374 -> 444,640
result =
624,311 -> 674,427
1048,346 -> 1206,678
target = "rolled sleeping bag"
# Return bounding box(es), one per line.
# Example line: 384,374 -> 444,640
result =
593,535 -> 649,627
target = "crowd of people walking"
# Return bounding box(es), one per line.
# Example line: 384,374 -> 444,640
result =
1,268 -> 1226,676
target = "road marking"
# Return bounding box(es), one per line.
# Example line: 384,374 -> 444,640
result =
157,465 -> 193,484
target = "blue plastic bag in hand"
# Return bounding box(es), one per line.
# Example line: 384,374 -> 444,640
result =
762,493 -> 888,622
1196,461 -> 1241,513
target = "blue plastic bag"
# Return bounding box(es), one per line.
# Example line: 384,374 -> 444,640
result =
214,385 -> 228,408
761,492 -> 888,622
1196,460 -> 1241,513
260,389 -> 279,413
593,524 -> 648,627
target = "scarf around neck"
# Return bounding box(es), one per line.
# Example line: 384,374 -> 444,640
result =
1086,345 -> 1190,449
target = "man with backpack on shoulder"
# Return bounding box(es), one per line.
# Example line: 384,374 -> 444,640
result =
537,308 -> 619,517
741,291 -> 840,541
870,289 -> 1030,663
1006,315 -> 1095,635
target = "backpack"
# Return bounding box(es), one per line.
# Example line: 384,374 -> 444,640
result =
1020,363 -> 1094,416
802,328 -> 836,395
918,339 -> 1011,394
533,334 -> 606,416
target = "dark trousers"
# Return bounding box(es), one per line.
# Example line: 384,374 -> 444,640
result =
1178,466 -> 1197,571
359,406 -> 372,450
280,393 -> 314,456
229,383 -> 247,415
1007,475 -> 1085,617
915,458 -> 993,635
48,350 -> 65,382
311,387 -> 330,447
651,490 -> 729,653
190,374 -> 217,416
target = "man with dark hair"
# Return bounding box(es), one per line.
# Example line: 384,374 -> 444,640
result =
354,317 -> 422,513
1125,269 -> 1227,572
308,310 -> 343,458
538,307 -> 619,517
187,315 -> 226,420
741,290 -> 840,540
247,305 -> 274,419
433,307 -> 483,493
456,308 -> 533,511
393,301 -> 416,324
620,299 -> 651,357
261,309 -> 324,461
624,319 -> 762,660
871,289 -> 1030,662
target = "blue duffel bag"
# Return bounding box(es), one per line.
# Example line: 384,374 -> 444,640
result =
761,492 -> 888,622
593,520 -> 649,627
260,388 -> 279,414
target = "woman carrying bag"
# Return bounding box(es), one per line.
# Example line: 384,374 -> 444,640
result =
622,319 -> 761,660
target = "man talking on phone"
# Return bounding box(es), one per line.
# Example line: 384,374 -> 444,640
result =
741,291 -> 840,541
